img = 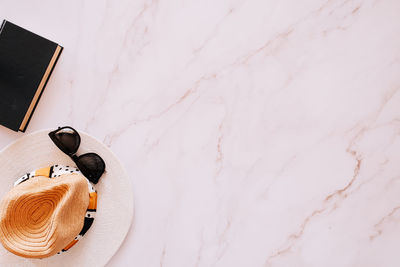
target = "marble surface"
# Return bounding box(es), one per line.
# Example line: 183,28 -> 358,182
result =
1,0 -> 400,266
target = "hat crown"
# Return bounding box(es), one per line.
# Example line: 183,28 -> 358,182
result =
0,173 -> 89,258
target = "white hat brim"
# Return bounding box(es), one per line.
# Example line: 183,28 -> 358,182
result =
0,129 -> 134,267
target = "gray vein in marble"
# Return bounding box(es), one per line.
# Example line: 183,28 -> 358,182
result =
103,73 -> 217,146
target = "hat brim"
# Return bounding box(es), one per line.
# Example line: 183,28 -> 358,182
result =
0,129 -> 134,267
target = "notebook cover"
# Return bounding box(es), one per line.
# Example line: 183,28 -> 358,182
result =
0,20 -> 63,132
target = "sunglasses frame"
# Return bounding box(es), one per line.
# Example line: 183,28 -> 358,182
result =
48,126 -> 106,184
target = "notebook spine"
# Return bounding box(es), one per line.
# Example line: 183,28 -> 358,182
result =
19,46 -> 63,132
0,20 -> 6,35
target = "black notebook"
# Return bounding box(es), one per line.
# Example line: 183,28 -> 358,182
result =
0,20 -> 63,132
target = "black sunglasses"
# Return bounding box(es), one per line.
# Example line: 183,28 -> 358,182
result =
48,126 -> 106,184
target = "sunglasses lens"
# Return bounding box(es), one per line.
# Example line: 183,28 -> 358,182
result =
76,153 -> 105,184
51,127 -> 80,155
49,126 -> 106,183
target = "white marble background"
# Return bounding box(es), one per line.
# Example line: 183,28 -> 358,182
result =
1,0 -> 400,266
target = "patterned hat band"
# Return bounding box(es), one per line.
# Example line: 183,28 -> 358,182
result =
14,165 -> 97,254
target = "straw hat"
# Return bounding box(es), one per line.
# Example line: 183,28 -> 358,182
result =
0,129 -> 133,267
0,173 -> 89,258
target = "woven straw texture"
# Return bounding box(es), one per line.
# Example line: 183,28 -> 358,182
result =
0,129 -> 133,267
0,174 -> 89,258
